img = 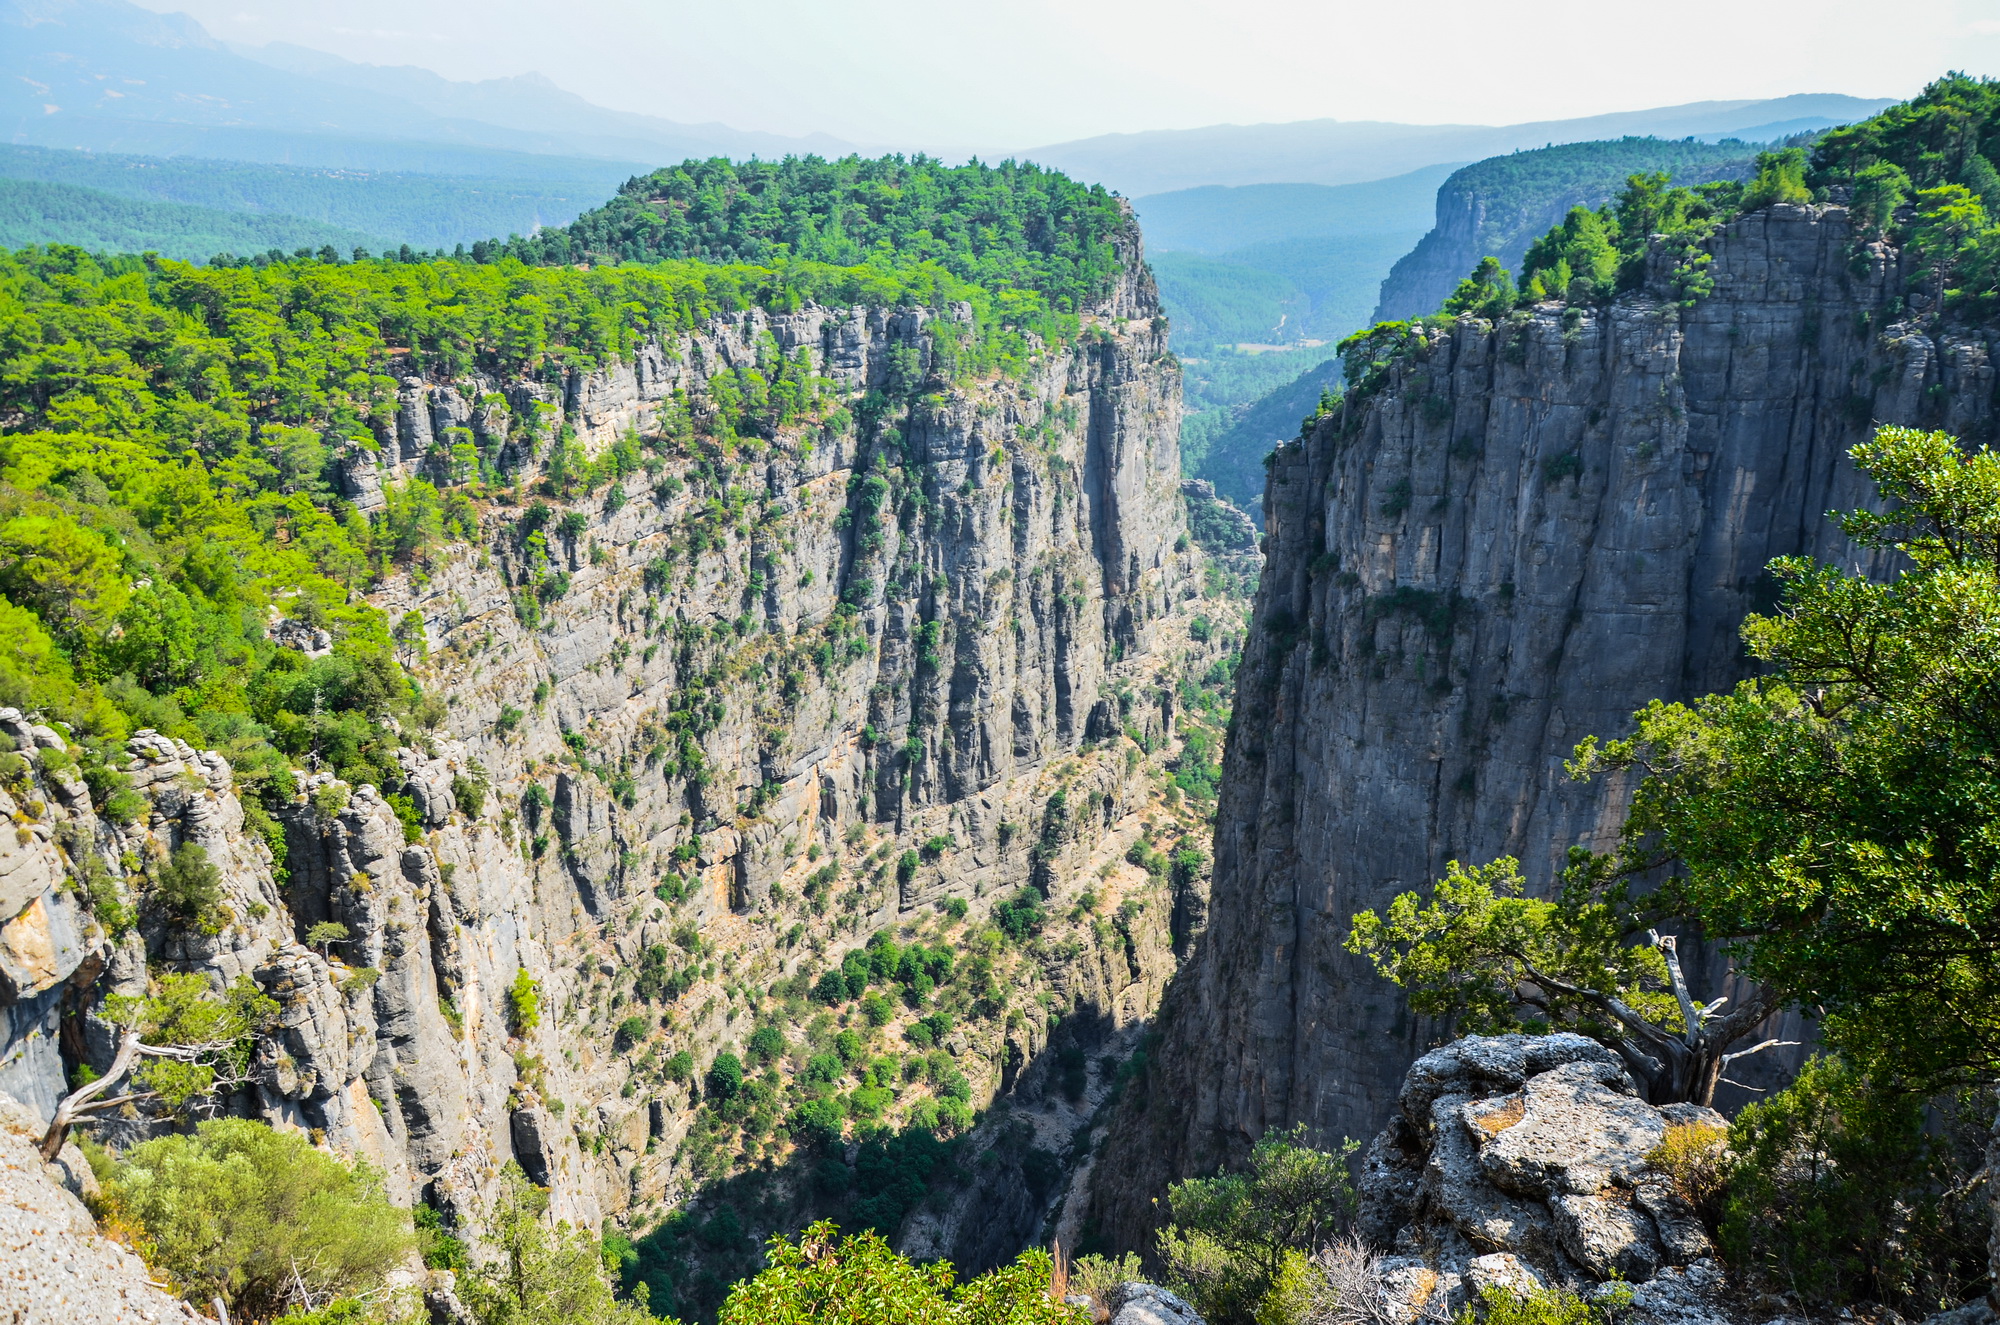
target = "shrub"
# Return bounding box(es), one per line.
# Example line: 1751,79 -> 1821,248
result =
507,969 -> 541,1035
993,889 -> 1045,943
455,1164 -> 650,1325
305,920 -> 350,955
789,1097 -> 847,1150
663,1050 -> 695,1082
99,1118 -> 413,1319
717,1221 -> 1080,1324
1718,1056 -> 1988,1313
706,1052 -> 744,1101
860,991 -> 896,1027
614,1016 -> 650,1049
812,970 -> 851,1005
746,1024 -> 787,1064
1070,1252 -> 1144,1309
1645,1122 -> 1730,1224
1157,1127 -> 1359,1325
154,841 -> 223,927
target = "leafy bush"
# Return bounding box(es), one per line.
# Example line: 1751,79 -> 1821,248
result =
98,1118 -> 413,1318
745,1024 -> 787,1064
154,841 -> 223,928
1718,1056 -> 1988,1313
507,969 -> 541,1036
614,1016 -> 650,1050
706,1052 -> 744,1101
1645,1122 -> 1730,1225
455,1164 -> 650,1325
716,1220 -> 1082,1324
1156,1127 -> 1359,1325
993,889 -> 1046,943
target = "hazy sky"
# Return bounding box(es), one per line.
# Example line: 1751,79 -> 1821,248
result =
137,0 -> 2000,151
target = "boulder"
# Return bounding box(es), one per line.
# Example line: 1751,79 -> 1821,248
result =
1361,1034 -> 1722,1293
1107,1282 -> 1205,1325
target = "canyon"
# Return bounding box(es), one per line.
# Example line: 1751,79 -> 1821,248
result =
0,213 -> 1240,1283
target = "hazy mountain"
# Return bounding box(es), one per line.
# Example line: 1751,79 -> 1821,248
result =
4,0 -> 853,175
1023,94 -> 1893,195
0,176 -> 388,259
0,144 -> 634,248
1133,164 -> 1455,254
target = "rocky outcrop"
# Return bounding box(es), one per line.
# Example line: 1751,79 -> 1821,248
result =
6,228 -> 1227,1268
1356,1034 -> 1720,1294
0,1093 -> 203,1323
1092,201 -> 1999,1249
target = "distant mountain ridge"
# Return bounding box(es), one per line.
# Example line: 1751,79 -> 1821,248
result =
1022,94 -> 1893,195
4,0 -> 853,174
1371,136 -> 1774,322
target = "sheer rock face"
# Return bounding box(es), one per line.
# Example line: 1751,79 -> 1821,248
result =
2,234 -> 1218,1251
1092,202 -> 2000,1249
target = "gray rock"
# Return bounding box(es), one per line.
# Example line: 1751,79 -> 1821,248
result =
1551,1190 -> 1661,1280
1096,200 -> 1942,1246
1473,1059 -> 1660,1197
1108,1282 -> 1205,1325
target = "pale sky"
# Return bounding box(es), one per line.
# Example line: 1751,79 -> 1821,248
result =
138,0 -> 2000,151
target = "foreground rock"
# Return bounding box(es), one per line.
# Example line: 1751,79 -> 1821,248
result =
1356,1034 -> 1731,1323
0,1094 -> 202,1323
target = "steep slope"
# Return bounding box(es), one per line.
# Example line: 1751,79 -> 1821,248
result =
1372,137 -> 1769,323
1089,199 -> 1997,1249
0,184 -> 1238,1315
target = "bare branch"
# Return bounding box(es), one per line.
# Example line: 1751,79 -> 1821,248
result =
1718,1038 -> 1802,1066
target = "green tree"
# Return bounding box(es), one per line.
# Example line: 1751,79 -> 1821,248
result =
1573,426 -> 2000,1090
43,972 -> 277,1159
1155,1127 -> 1358,1325
456,1165 -> 653,1325
154,841 -> 224,928
1741,147 -> 1813,210
1440,256 -> 1516,321
99,1117 -> 413,1318
1345,856 -> 1782,1105
715,1220 -> 1082,1324
306,920 -> 350,956
507,969 -> 541,1036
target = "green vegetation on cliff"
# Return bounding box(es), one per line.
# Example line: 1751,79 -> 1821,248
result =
0,205 -> 1103,842
489,156 -> 1131,315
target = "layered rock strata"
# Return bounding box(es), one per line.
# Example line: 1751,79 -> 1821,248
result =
1094,201 -> 1999,1246
0,241 -> 1225,1261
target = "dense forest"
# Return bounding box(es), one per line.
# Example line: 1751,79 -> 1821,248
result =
0,178 -> 389,264
487,156 -> 1133,316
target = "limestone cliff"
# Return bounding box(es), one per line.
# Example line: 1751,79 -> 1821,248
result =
0,237 -> 1230,1273
1092,201 -> 1997,1249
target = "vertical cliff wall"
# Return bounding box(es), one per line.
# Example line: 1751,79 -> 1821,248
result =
0,234 -> 1232,1273
1091,201 -> 1999,1247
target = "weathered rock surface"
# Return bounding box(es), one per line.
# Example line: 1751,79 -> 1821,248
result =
1093,200 -> 1998,1248
1346,1037 -> 1726,1319
1107,1282 -> 1205,1325
0,218 -> 1227,1269
0,1094 -> 203,1323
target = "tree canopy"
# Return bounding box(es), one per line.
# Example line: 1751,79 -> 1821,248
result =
490,155 -> 1132,315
